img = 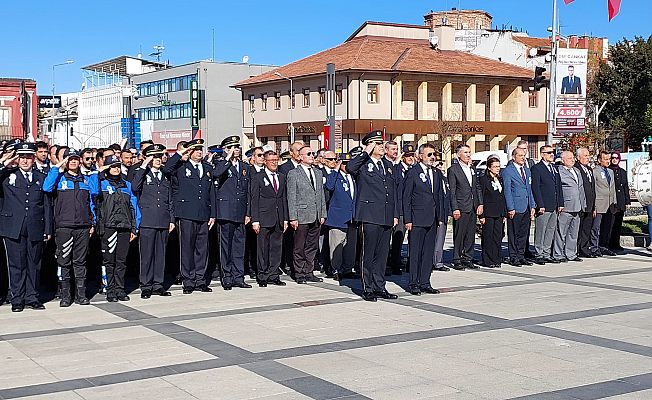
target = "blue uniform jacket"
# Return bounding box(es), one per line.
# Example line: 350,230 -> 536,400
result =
324,170 -> 356,229
43,168 -> 98,226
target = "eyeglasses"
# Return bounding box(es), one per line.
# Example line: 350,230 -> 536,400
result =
324,157 -> 337,161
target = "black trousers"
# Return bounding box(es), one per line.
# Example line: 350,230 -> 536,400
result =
507,211 -> 530,261
282,229 -> 295,273
4,231 -> 43,306
101,228 -> 131,296
178,219 -> 208,289
389,217 -> 406,271
219,220 -> 246,286
257,223 -> 283,283
452,212 -> 475,264
599,211 -> 615,249
408,223 -> 437,289
482,217 -> 504,266
578,211 -> 594,256
244,224 -> 257,277
608,210 -> 624,249
56,227 -> 89,283
360,222 -> 391,293
139,227 -> 169,291
293,221 -> 321,279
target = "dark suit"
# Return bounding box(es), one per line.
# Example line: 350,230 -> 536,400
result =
250,169 -> 288,283
531,161 -> 563,258
478,174 -> 506,266
575,162 -> 596,256
561,75 -> 582,95
433,169 -> 451,268
447,162 -> 481,266
608,165 -> 630,249
162,153 -> 215,290
346,153 -> 398,294
502,163 -> 536,262
390,162 -> 411,273
0,166 -> 52,306
278,160 -> 299,274
132,167 -> 174,292
324,170 -> 357,275
403,164 -> 443,290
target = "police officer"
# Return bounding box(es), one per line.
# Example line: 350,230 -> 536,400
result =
388,143 -> 415,275
0,143 -> 52,312
162,139 -> 216,294
213,135 -> 251,290
43,148 -> 98,307
96,155 -> 141,302
132,144 -> 173,298
346,130 -> 399,302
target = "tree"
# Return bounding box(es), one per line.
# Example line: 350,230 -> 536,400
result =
589,36 -> 652,150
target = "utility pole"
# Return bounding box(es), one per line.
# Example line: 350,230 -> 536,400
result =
547,0 -> 558,146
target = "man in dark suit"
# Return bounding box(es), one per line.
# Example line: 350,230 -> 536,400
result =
0,143 -> 52,312
213,136 -> 251,290
388,144 -> 415,275
346,130 -> 399,302
502,147 -> 536,266
162,139 -> 216,294
516,140 -> 536,259
244,146 -> 265,279
433,159 -> 451,271
286,145 -> 327,284
132,144 -> 174,298
278,141 -> 303,277
250,150 -> 288,287
403,143 -> 444,296
561,65 -> 582,95
591,151 -> 617,257
447,144 -> 481,270
575,148 -> 596,258
531,145 -> 564,264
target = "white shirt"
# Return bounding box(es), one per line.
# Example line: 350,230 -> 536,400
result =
459,161 -> 473,187
265,168 -> 278,189
419,162 -> 434,192
22,170 -> 32,182
254,164 -> 264,173
189,160 -> 203,177
151,167 -> 162,181
565,166 -> 579,182
340,171 -> 354,198
300,164 -> 315,190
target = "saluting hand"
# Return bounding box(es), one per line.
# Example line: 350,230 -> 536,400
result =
2,152 -> 18,167
56,157 -> 70,172
143,156 -> 154,167
364,143 -> 376,155
226,147 -> 235,161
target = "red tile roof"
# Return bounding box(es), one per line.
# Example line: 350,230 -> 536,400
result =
512,36 -> 552,49
234,36 -> 534,87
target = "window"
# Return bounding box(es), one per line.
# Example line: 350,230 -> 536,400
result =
528,91 -> 538,108
0,108 -> 9,126
319,87 -> 326,106
248,94 -> 255,111
288,89 -> 295,109
274,92 -> 281,110
335,84 -> 343,104
261,93 -> 268,111
367,83 -> 379,103
302,88 -> 310,107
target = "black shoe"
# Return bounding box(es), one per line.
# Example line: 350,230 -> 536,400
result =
234,282 -> 252,288
306,275 -> 323,283
222,285 -> 232,290
433,265 -> 450,271
198,285 -> 213,292
509,260 -> 522,267
117,294 -> 130,301
343,271 -> 361,279
610,246 -> 625,252
494,264 -> 502,268
579,252 -> 597,258
533,257 -> 547,265
392,269 -> 403,276
141,290 -> 152,299
75,298 -> 91,305
421,287 -> 441,294
520,260 -> 534,266
183,287 -> 194,294
258,281 -> 268,287
546,257 -> 562,264
11,304 -> 24,312
568,257 -> 583,262
375,290 -> 398,300
465,261 -> 479,269
362,292 -> 377,302
174,276 -> 183,285
452,263 -> 466,270
332,272 -> 341,281
408,286 -> 421,296
107,295 -> 118,302
26,302 -> 46,310
269,279 -> 286,286
59,298 -> 72,307
296,278 -> 307,284
154,290 -> 172,297
602,249 -> 616,256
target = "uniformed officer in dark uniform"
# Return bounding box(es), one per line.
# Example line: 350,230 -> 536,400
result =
206,144 -> 224,281
388,143 -> 415,275
0,143 -> 52,312
132,144 -> 173,298
162,139 -> 216,294
346,130 -> 399,302
213,135 -> 251,290
0,139 -> 23,306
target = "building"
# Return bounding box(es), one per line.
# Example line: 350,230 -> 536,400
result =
131,61 -> 276,149
234,21 -> 547,162
40,93 -> 78,146
0,78 -> 37,142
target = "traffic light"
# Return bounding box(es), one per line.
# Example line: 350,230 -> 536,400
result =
534,66 -> 547,91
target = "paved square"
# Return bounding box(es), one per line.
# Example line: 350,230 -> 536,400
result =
0,250 -> 651,399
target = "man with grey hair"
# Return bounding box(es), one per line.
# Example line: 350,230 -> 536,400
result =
553,151 -> 586,262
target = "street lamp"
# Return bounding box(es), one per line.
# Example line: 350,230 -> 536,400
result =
274,72 -> 294,143
52,60 -> 74,145
250,108 -> 257,146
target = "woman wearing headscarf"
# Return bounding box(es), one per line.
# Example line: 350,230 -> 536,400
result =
608,151 -> 630,251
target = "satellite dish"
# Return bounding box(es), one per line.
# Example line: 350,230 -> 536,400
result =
429,35 -> 439,49
242,55 -> 249,64
545,54 -> 552,62
528,47 -> 538,57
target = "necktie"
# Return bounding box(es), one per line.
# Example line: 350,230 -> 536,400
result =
377,161 -> 384,175
548,164 -> 553,176
155,171 -> 161,182
233,161 -> 239,174
24,172 -> 32,183
308,168 -> 315,190
604,167 -> 611,185
272,173 -> 278,193
194,164 -> 200,177
520,167 -> 526,183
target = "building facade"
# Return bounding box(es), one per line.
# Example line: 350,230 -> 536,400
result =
234,22 -> 547,163
0,79 -> 37,142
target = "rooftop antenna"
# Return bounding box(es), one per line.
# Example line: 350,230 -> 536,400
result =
150,41 -> 165,63
212,28 -> 215,62
137,45 -> 143,59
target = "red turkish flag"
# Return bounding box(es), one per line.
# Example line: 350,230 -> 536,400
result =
608,0 -> 622,20
563,0 -> 574,4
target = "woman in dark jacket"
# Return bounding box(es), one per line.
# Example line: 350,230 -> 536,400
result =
95,155 -> 141,302
478,157 -> 507,268
608,151 -> 630,251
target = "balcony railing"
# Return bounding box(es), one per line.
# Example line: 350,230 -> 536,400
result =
0,126 -> 24,141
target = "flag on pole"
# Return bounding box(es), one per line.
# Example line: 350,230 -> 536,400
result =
608,0 -> 622,21
563,0 -> 574,4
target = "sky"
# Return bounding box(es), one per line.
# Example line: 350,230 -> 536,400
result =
2,0 -> 650,94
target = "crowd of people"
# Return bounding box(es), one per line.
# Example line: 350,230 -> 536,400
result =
0,133 -> 646,311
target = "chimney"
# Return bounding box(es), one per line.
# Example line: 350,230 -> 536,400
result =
432,25 -> 456,51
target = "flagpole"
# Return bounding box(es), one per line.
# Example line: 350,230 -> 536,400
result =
547,0 -> 558,146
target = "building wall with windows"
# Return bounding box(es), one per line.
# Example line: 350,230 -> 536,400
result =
0,79 -> 37,142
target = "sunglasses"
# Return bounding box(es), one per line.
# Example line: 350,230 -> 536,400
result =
84,157 -> 94,161
542,151 -> 554,154
324,157 -> 337,161
304,152 -> 315,156
425,152 -> 435,157
254,153 -> 264,157
226,145 -> 240,149
611,156 -> 620,160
